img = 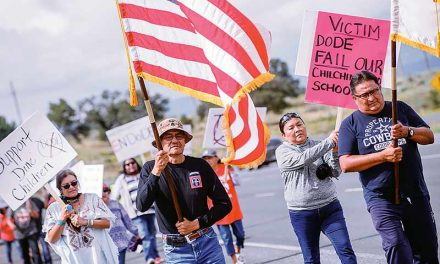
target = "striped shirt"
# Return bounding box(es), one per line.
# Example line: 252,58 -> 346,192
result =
124,174 -> 154,216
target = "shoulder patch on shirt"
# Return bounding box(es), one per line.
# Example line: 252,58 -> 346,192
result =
189,171 -> 203,189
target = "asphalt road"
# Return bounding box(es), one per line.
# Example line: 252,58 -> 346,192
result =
2,135 -> 439,263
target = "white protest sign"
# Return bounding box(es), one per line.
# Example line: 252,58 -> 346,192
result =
76,163 -> 104,198
295,10 -> 399,89
203,107 -> 267,149
0,112 -> 77,210
106,117 -> 153,162
183,125 -> 193,155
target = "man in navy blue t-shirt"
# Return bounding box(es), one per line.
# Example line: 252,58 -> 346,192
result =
339,71 -> 438,264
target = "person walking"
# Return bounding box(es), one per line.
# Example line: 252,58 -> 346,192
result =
111,158 -> 161,264
0,206 -> 19,264
137,118 -> 232,264
202,150 -> 246,264
276,112 -> 357,264
339,70 -> 438,264
8,199 -> 43,264
102,184 -> 140,264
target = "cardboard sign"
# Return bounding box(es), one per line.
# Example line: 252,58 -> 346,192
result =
304,11 -> 390,109
106,117 -> 193,161
203,107 -> 267,149
0,112 -> 77,210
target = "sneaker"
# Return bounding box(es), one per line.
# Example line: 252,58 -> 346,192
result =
146,258 -> 155,264
154,257 -> 163,264
236,253 -> 246,264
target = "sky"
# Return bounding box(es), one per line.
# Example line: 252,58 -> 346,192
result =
1,0 -> 439,124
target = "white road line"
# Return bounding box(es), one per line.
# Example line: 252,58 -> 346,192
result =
254,192 -> 275,197
423,154 -> 440,160
245,241 -> 385,260
345,187 -> 363,192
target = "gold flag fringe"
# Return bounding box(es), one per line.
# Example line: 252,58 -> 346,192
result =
115,0 -> 138,106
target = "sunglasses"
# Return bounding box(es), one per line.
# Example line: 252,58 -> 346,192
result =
62,180 -> 78,190
280,112 -> 303,125
124,161 -> 136,167
103,188 -> 111,193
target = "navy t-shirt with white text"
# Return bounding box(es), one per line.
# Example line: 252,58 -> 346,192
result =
338,101 -> 430,204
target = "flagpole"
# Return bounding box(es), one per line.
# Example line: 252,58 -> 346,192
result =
334,107 -> 343,131
391,40 -> 400,205
138,76 -> 184,222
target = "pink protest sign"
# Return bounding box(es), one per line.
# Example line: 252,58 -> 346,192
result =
305,12 -> 390,109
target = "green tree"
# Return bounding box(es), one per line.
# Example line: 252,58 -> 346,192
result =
79,90 -> 169,139
48,99 -> 90,142
250,58 -> 301,113
0,116 -> 15,141
180,114 -> 193,126
196,101 -> 218,120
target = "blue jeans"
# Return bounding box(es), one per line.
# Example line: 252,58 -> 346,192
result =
368,195 -> 439,264
163,227 -> 226,263
132,214 -> 159,261
217,220 -> 245,256
289,199 -> 357,264
118,249 -> 127,264
39,233 -> 52,264
3,241 -> 13,263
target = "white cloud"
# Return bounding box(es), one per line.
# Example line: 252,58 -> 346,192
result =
0,0 -> 433,124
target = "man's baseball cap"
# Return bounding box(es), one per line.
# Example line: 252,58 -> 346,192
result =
201,150 -> 218,158
152,118 -> 193,148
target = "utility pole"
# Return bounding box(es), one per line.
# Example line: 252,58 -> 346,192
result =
10,81 -> 23,124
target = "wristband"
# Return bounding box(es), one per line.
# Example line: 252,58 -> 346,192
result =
56,220 -> 66,226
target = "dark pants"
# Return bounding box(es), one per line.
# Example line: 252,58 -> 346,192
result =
3,240 -> 13,263
368,195 -> 439,264
19,233 -> 42,264
118,249 -> 127,264
289,199 -> 357,264
39,233 -> 52,264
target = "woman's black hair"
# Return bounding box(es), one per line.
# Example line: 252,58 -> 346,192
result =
122,158 -> 142,174
278,112 -> 304,134
55,169 -> 78,191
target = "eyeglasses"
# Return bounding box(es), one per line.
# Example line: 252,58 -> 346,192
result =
62,180 -> 78,190
124,161 -> 136,167
103,188 -> 111,193
162,133 -> 185,142
353,88 -> 380,100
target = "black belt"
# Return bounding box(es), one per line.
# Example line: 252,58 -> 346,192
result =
163,228 -> 210,247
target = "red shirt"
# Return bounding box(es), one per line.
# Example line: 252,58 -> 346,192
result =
0,214 -> 15,241
208,164 -> 243,225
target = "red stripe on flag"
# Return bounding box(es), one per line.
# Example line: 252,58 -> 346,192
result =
208,0 -> 269,70
178,3 -> 261,78
231,115 -> 266,164
231,96 -> 250,149
209,64 -> 241,98
126,32 -> 207,63
133,61 -> 220,97
119,3 -> 195,32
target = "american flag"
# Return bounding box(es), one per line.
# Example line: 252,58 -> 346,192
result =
117,0 -> 273,167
